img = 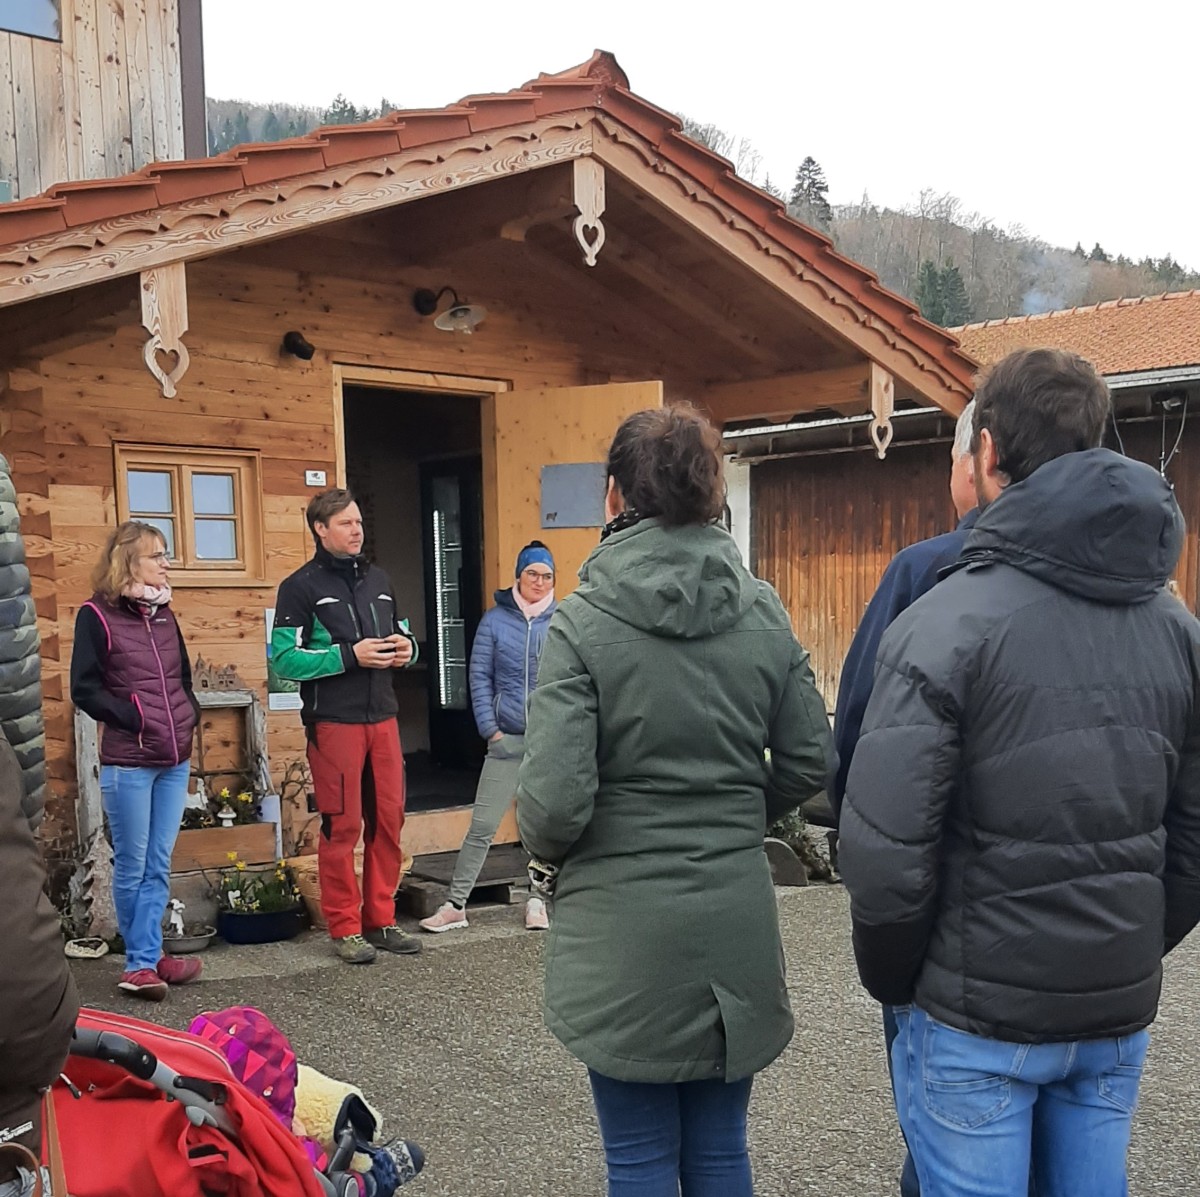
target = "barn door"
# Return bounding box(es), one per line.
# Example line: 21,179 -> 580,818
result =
483,381 -> 663,598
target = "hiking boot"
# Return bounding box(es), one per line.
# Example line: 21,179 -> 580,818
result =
333,934 -> 377,964
157,955 -> 203,985
525,897 -> 549,931
365,925 -> 423,955
419,902 -> 468,934
118,969 -> 168,1001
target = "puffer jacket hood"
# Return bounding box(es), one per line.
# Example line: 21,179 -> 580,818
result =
575,519 -> 758,639
962,448 -> 1183,604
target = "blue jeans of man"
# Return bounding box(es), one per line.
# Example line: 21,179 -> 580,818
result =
587,1069 -> 754,1197
101,762 -> 190,971
883,1005 -> 922,1197
892,1005 -> 1149,1197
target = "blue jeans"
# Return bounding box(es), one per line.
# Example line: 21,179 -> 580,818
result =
883,1005 -> 922,1197
892,1005 -> 1148,1197
101,763 -> 190,971
587,1070 -> 754,1197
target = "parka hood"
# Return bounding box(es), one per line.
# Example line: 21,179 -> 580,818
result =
962,448 -> 1183,604
575,519 -> 759,638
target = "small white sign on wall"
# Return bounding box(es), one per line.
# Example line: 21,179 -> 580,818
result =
305,470 -> 327,487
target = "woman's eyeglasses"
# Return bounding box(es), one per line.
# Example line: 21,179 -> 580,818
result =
144,551 -> 171,563
523,570 -> 554,583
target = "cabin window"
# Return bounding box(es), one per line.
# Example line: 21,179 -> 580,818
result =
2,1 -> 61,41
115,446 -> 265,586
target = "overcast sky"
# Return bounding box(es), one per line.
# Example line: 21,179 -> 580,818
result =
202,1 -> 1199,271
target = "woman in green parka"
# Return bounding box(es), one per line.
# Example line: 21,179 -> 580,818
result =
516,404 -> 834,1197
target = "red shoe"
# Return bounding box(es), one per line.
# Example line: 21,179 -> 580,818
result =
118,969 -> 168,1001
157,955 -> 203,985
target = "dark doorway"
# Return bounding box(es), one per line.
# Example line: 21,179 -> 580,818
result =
342,385 -> 484,810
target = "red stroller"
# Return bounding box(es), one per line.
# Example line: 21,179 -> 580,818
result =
56,1008 -> 367,1197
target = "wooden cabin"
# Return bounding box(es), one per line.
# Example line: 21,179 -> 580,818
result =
743,290 -> 1200,703
0,51 -> 974,856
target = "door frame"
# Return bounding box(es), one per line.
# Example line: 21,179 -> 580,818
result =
331,363 -> 518,856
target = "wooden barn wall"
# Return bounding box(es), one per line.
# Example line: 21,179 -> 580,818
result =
752,418 -> 1200,710
0,0 -> 184,201
752,441 -> 956,707
0,238 -> 709,846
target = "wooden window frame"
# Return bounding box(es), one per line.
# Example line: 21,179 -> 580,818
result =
114,445 -> 266,587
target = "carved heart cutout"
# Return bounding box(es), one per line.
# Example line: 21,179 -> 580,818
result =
143,337 -> 191,399
573,215 -> 606,267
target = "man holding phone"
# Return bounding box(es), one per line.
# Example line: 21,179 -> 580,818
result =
272,489 -> 421,963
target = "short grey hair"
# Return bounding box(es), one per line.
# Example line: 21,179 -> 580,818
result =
952,399 -> 976,460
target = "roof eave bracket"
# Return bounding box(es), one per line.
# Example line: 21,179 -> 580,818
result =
140,262 -> 190,399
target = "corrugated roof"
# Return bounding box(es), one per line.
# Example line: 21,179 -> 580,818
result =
0,50 -> 975,392
953,290 -> 1200,376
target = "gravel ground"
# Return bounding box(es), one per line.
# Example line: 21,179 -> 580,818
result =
68,884 -> 1200,1196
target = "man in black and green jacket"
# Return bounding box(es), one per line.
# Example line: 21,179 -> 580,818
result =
272,489 -> 420,963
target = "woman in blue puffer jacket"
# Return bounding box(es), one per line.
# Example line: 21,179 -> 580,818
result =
420,541 -> 557,933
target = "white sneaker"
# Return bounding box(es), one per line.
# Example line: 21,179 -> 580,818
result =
419,902 -> 468,933
525,897 -> 549,931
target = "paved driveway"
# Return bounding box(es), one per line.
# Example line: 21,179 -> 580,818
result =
68,885 -> 1200,1196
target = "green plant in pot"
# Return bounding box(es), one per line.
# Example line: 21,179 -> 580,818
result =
212,854 -> 308,944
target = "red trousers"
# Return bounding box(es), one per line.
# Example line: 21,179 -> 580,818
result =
305,720 -> 405,938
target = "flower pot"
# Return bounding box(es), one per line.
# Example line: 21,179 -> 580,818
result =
216,904 -> 308,945
163,925 -> 217,954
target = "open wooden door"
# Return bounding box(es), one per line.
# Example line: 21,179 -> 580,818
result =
482,381 -> 664,597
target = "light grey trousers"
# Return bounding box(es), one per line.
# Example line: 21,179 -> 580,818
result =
448,733 -> 525,907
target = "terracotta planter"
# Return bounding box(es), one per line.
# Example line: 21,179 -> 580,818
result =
216,904 -> 308,945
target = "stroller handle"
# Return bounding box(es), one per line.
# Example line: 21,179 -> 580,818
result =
71,1027 -> 156,1080
70,1026 -> 236,1136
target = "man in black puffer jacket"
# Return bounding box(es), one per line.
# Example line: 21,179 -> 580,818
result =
840,348 -> 1200,1197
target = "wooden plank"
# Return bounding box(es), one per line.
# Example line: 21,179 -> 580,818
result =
97,0 -> 134,175
30,37 -> 69,193
59,0 -> 84,178
403,804 -> 520,857
9,34 -> 39,199
171,823 -> 277,872
122,0 -> 154,168
0,35 -> 18,196
702,364 -> 871,424
141,0 -> 171,160
72,0 -> 106,177
160,0 -> 183,159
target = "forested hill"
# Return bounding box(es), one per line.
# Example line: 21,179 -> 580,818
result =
204,96 -> 1198,324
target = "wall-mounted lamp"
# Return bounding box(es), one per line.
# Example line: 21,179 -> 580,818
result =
281,330 -> 316,360
413,287 -> 487,335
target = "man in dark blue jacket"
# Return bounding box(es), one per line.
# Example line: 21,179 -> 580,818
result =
831,398 -> 975,1197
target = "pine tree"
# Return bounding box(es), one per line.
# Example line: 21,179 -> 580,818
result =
1072,242 -> 1087,258
286,119 -> 299,138
1089,242 -> 1110,263
220,117 -> 234,152
262,110 -> 282,142
761,174 -> 784,201
915,259 -> 946,325
789,156 -> 833,229
940,260 -> 972,326
324,94 -> 360,124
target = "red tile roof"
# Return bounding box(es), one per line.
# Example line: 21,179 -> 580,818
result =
953,291 -> 1200,376
0,51 -> 975,393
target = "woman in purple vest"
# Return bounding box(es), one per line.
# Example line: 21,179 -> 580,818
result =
70,521 -> 200,1000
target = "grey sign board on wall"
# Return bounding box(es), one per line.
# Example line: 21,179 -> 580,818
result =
541,462 -> 607,529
